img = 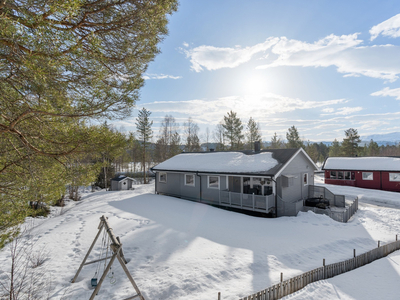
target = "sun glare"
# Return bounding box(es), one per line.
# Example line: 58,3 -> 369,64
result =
243,74 -> 270,95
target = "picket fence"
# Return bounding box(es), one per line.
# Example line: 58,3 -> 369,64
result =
238,236 -> 400,300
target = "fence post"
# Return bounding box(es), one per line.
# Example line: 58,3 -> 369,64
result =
378,241 -> 380,248
353,249 -> 356,258
218,292 -> 221,300
396,234 -> 398,241
281,272 -> 283,282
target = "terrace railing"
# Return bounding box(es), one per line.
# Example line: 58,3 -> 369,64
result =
219,190 -> 275,213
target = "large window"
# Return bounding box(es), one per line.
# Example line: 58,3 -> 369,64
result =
208,176 -> 219,189
159,172 -> 167,183
345,171 -> 351,180
330,171 -> 337,179
389,173 -> 400,182
185,174 -> 195,186
362,172 -> 373,180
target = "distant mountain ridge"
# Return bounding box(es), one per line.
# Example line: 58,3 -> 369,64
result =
361,132 -> 400,143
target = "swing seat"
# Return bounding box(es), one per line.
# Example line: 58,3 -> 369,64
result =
91,278 -> 98,288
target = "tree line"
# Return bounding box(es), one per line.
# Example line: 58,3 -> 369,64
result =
132,110 -> 400,180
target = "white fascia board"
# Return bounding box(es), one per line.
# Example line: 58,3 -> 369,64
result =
274,148 -> 318,179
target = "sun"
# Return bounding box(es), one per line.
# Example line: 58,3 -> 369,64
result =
243,74 -> 269,96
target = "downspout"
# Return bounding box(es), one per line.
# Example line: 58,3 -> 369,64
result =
196,171 -> 202,201
270,176 -> 278,218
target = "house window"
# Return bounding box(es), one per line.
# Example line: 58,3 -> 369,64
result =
159,172 -> 167,183
185,174 -> 195,186
338,171 -> 344,180
362,172 -> 373,180
330,171 -> 337,179
303,173 -> 308,185
208,176 -> 219,189
389,173 -> 400,182
345,171 -> 351,180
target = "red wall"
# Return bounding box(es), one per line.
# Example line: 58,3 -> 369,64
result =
382,172 -> 400,192
324,170 -> 400,192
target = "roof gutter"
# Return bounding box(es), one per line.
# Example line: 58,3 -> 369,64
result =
151,169 -> 276,177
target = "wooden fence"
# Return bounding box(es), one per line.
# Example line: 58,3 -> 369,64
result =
238,235 -> 400,300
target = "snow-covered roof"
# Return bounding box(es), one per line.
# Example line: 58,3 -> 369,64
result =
111,176 -> 137,182
152,151 -> 279,174
323,157 -> 400,171
152,148 -> 320,176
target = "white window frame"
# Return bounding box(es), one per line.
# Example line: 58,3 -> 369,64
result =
330,171 -> 337,179
362,172 -> 373,181
208,176 -> 220,189
159,172 -> 167,183
303,173 -> 308,186
389,173 -> 400,182
185,174 -> 195,186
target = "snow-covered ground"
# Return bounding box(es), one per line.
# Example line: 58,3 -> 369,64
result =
1,176 -> 400,300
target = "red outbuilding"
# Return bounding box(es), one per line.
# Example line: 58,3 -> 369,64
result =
322,156 -> 400,192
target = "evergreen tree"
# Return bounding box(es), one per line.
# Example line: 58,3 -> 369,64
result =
329,139 -> 341,157
270,132 -> 284,149
245,117 -> 262,150
341,128 -> 361,157
0,0 -> 177,243
222,111 -> 244,150
305,142 -> 319,163
367,139 -> 380,156
286,126 -> 303,149
136,108 -> 153,184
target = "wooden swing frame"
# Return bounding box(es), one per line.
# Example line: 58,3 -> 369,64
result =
71,215 -> 145,300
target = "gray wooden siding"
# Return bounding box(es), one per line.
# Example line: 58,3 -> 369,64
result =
156,172 -> 181,196
279,152 -> 314,202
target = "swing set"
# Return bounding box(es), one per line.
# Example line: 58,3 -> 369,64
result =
71,215 -> 145,300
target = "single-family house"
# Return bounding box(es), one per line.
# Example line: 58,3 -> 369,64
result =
151,148 -> 318,217
322,156 -> 400,192
110,175 -> 137,191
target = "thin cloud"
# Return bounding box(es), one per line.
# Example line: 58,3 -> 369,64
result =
258,35 -> 400,82
144,94 -> 347,124
143,73 -> 182,80
370,13 -> 400,41
321,106 -> 363,116
371,87 -> 400,100
183,37 -> 279,72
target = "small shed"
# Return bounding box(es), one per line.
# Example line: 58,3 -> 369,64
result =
322,156 -> 400,192
110,175 -> 136,191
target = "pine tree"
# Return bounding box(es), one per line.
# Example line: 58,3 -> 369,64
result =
329,139 -> 341,157
245,117 -> 262,150
286,126 -> 303,149
222,111 -> 244,150
136,108 -> 153,184
341,128 -> 361,157
367,139 -> 380,156
270,132 -> 284,149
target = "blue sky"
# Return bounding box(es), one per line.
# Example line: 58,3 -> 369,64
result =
116,0 -> 400,143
